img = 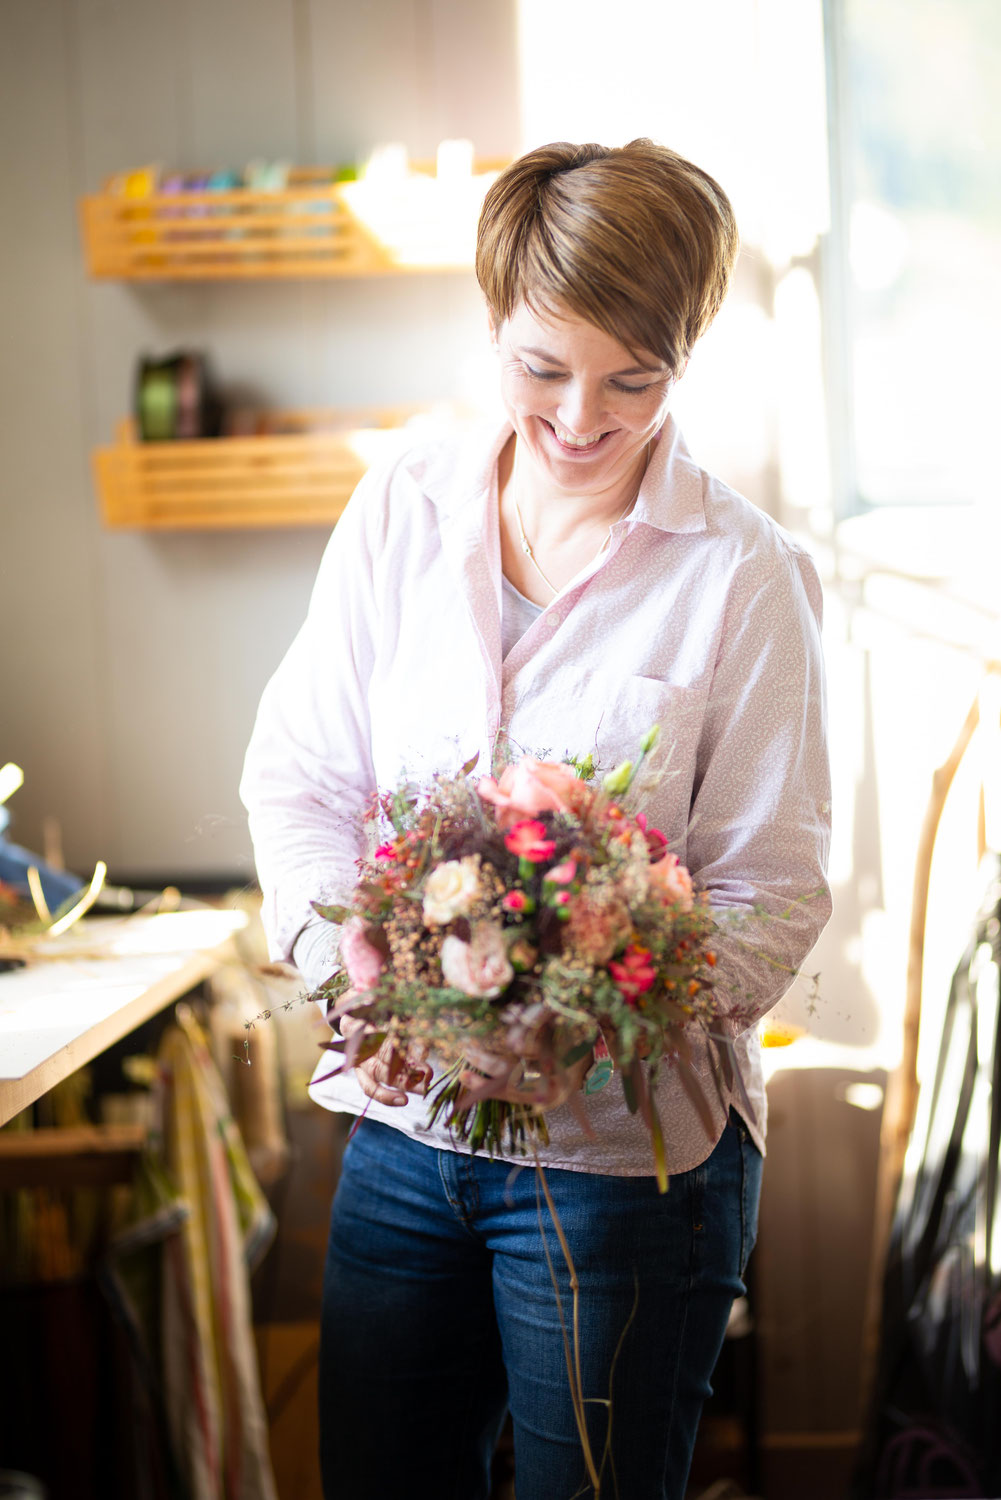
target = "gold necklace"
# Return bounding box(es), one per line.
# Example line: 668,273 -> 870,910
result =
512,493 -> 636,599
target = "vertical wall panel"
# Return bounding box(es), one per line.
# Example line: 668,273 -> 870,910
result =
426,0 -> 521,155
306,0 -> 429,163
0,0 -> 111,869
182,0 -> 300,165
73,0 -> 319,877
72,0 -> 185,185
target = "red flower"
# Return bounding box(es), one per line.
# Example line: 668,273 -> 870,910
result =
502,889 -> 532,913
609,945 -> 657,1004
635,813 -> 669,862
505,819 -> 556,863
374,843 -> 398,861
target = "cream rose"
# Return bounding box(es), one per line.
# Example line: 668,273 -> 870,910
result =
441,922 -> 514,998
422,855 -> 482,925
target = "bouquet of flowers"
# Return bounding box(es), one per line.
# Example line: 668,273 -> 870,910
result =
313,730 -> 736,1190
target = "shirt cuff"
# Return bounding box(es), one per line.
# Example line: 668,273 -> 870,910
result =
292,915 -> 342,994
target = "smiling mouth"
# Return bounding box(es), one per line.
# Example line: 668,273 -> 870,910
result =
544,420 -> 610,451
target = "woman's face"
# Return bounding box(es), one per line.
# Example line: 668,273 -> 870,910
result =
492,300 -> 678,498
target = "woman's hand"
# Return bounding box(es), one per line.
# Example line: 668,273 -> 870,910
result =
337,1003 -> 432,1109
459,1044 -> 591,1111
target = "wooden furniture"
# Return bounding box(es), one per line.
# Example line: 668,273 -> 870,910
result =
80,161 -> 504,281
93,407 -> 421,530
0,908 -> 246,1142
0,1124 -> 147,1189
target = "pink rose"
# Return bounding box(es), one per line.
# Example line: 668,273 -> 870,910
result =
339,915 -> 384,991
648,852 -> 694,910
441,922 -> 513,998
478,758 -> 591,829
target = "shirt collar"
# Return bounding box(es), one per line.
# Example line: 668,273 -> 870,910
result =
406,411 -> 707,535
402,417 -> 510,520
630,415 -> 707,534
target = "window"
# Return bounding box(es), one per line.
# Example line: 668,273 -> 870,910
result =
824,0 -> 1000,513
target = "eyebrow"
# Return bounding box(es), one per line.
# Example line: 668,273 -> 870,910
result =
517,345 -> 666,377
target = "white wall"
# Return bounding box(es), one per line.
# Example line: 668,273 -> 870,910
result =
0,0 -> 520,882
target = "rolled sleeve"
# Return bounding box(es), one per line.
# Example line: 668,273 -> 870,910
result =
686,541 -> 832,1035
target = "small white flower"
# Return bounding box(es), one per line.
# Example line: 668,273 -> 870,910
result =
620,841 -> 651,904
422,856 -> 482,925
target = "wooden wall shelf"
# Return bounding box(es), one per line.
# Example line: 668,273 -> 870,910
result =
80,161 -> 503,281
92,407 -> 421,530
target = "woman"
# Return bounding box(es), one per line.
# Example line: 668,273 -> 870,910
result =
241,139 -> 831,1500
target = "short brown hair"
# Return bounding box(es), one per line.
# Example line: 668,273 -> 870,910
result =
476,139 -> 738,374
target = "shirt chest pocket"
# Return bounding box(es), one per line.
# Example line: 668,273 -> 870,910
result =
591,674 -> 705,824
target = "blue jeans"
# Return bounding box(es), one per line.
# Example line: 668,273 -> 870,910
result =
319,1113 -> 761,1500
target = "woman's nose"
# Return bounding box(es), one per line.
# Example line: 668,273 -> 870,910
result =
556,381 -> 605,436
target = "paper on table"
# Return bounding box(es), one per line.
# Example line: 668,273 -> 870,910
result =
0,909 -> 248,1082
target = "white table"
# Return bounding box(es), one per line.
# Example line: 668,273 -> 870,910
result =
0,908 -> 248,1128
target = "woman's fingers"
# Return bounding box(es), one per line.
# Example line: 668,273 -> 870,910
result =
341,1017 -> 430,1107
355,1041 -> 409,1106
458,1049 -> 592,1109
461,1046 -> 514,1083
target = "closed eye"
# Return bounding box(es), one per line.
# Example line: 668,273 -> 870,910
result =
524,365 -> 657,395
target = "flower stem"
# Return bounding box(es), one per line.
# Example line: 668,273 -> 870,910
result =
533,1149 -> 602,1495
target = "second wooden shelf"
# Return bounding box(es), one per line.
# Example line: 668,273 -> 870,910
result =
92,407 -> 423,529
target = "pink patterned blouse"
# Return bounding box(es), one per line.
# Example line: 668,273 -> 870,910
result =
240,414 -> 832,1175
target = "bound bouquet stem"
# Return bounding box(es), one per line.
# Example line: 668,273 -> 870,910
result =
312,729 -> 737,1191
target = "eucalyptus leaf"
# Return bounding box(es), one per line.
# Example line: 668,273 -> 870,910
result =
345,1029 -> 386,1069
621,1067 -> 639,1115
630,1058 -> 653,1131
677,1057 -> 718,1139
562,1037 -> 597,1068
310,901 -> 351,925
721,1037 -> 758,1126
647,1089 -> 668,1194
